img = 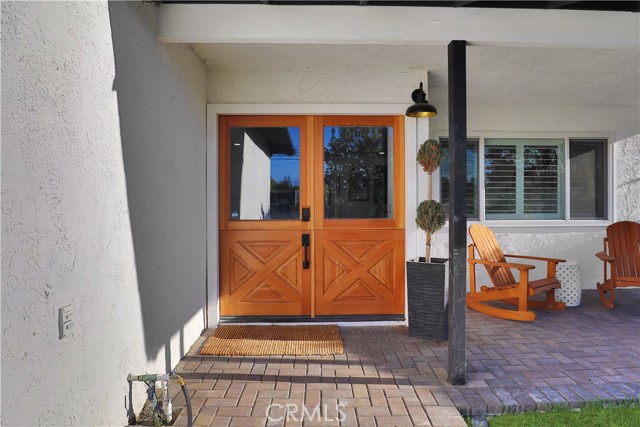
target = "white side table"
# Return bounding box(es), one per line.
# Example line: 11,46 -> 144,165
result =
555,260 -> 581,307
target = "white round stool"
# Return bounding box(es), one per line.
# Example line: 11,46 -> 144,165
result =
555,260 -> 581,307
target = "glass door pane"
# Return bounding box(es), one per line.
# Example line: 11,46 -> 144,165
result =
323,126 -> 393,219
229,126 -> 301,220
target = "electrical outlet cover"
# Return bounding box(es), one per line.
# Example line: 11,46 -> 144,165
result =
59,305 -> 74,339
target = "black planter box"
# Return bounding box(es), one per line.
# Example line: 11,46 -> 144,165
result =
406,257 -> 449,341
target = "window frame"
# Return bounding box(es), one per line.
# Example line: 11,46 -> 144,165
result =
433,131 -> 614,228
484,138 -> 566,221
568,138 -> 609,221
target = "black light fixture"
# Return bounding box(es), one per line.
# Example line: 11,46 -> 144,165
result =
405,82 -> 437,118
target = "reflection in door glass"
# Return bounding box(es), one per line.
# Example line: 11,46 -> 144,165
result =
229,127 -> 300,220
324,126 -> 393,219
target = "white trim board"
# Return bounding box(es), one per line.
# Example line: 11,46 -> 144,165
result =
159,4 -> 640,49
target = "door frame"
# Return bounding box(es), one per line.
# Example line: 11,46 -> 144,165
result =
206,104 -> 427,327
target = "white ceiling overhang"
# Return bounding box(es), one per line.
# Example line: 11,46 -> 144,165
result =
158,4 -> 639,48
158,4 -> 640,107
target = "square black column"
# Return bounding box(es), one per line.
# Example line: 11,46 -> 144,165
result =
447,39 -> 467,385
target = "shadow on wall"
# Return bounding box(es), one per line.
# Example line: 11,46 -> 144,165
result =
108,2 -> 207,371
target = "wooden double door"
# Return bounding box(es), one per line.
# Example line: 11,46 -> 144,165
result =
219,115 -> 405,317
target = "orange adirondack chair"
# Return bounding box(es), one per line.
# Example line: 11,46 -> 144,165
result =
595,221 -> 640,309
467,224 -> 566,321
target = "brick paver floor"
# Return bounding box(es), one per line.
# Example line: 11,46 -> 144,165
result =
170,290 -> 639,426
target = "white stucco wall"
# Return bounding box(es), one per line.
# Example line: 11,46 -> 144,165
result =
209,69 -> 428,104
615,134 -> 640,221
2,2 -> 207,426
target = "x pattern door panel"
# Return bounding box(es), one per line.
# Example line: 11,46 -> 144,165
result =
220,230 -> 310,316
315,229 -> 405,315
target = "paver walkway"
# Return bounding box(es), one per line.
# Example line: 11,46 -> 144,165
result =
171,290 -> 639,426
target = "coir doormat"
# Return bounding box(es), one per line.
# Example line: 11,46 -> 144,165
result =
199,325 -> 343,356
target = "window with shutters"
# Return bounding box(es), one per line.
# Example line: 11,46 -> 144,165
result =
438,135 -> 609,223
485,139 -> 565,220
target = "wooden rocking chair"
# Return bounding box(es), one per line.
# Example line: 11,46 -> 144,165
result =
595,221 -> 640,309
467,224 -> 566,321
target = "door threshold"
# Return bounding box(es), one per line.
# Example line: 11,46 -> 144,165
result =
219,314 -> 405,324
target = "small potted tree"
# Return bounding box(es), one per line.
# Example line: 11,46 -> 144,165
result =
406,139 -> 448,341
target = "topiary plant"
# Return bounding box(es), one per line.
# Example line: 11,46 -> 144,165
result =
416,139 -> 446,262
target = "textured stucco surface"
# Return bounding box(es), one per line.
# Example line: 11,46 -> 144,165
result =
615,134 -> 640,221
209,69 -> 428,104
2,2 -> 207,425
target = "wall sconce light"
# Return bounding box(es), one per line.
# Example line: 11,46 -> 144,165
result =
405,82 -> 437,118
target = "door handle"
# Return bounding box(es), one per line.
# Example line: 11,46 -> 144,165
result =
302,234 -> 310,269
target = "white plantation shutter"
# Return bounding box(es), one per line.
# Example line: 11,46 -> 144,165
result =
523,146 -> 560,215
485,139 -> 564,220
485,146 -> 517,216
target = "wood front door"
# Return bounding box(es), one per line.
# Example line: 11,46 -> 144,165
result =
219,115 -> 404,317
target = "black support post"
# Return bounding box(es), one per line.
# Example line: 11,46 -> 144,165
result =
447,40 -> 467,385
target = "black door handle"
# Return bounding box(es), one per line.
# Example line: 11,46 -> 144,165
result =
302,234 -> 310,269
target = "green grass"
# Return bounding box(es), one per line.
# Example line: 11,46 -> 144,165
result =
466,401 -> 640,427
